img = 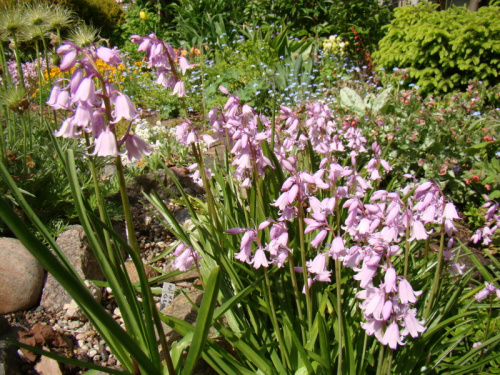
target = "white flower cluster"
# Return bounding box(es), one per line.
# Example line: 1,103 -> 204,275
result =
322,35 -> 348,56
134,119 -> 174,150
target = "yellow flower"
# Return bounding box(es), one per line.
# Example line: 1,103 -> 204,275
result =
140,11 -> 147,20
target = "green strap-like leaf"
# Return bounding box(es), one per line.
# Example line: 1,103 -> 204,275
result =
182,267 -> 221,375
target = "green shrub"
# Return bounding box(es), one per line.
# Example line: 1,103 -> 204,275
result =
373,3 -> 500,97
45,0 -> 124,40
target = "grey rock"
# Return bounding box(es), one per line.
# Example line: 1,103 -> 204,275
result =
160,289 -> 204,345
40,225 -> 105,313
0,238 -> 45,314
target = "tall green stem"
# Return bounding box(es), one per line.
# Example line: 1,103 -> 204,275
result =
263,267 -> 289,369
288,255 -> 306,342
376,344 -> 385,375
297,197 -> 313,330
484,295 -> 494,343
94,64 -> 174,373
404,212 -> 410,277
10,33 -> 26,91
335,258 -> 343,375
425,217 -> 446,320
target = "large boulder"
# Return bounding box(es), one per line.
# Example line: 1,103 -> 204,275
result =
40,225 -> 105,313
0,238 -> 45,314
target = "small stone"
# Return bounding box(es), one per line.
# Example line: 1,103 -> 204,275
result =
88,349 -> 97,358
0,237 -> 45,314
68,320 -> 82,330
75,333 -> 86,341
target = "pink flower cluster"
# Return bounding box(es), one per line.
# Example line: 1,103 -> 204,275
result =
474,282 -> 500,302
471,196 -> 499,246
47,43 -> 151,162
217,90 -> 466,349
131,33 -> 193,97
172,243 -> 201,272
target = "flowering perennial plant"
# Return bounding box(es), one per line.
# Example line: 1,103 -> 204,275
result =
47,43 -> 152,163
131,33 -> 193,97
471,196 -> 500,246
172,86 -> 467,353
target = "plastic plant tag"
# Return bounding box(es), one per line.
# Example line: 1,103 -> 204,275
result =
160,282 -> 175,310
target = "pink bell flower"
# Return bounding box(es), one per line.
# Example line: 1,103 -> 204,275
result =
251,248 -> 269,269
112,93 -> 139,122
54,118 -> 80,139
90,126 -> 121,157
59,49 -> 78,72
178,56 -> 194,75
125,134 -> 152,163
398,279 -> 422,304
72,77 -> 96,104
97,47 -> 122,66
171,80 -> 187,97
382,321 -> 405,349
475,282 -> 500,302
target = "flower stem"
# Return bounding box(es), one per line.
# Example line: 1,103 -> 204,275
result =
335,258 -> 343,375
11,33 -> 26,91
115,156 -> 175,374
288,255 -> 306,342
484,295 -> 494,343
297,196 -> 313,330
404,213 -> 410,277
263,267 -> 289,369
425,217 -> 446,320
376,344 -> 385,375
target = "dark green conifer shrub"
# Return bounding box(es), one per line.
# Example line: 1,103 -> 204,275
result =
373,3 -> 500,96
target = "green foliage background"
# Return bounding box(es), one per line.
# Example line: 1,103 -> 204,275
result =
0,0 -> 124,40
374,2 -> 500,96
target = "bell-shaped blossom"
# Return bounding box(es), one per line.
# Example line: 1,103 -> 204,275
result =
72,77 -> 96,104
54,118 -> 80,139
398,279 -> 422,304
47,86 -> 71,110
91,110 -> 106,138
307,253 -> 329,274
178,56 -> 194,74
173,243 -> 201,272
72,102 -> 93,128
70,68 -> 84,94
46,85 -> 62,106
112,93 -> 139,123
97,47 -> 122,66
59,49 -> 78,72
91,126 -> 121,157
361,318 -> 384,342
125,134 -> 152,163
171,80 -> 187,97
400,308 -> 426,338
475,282 -> 500,302
449,262 -> 466,276
251,248 -> 269,269
384,267 -> 397,294
382,321 -> 405,349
